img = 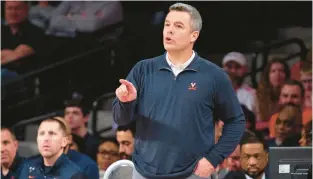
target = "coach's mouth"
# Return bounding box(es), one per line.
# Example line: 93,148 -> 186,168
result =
165,37 -> 173,43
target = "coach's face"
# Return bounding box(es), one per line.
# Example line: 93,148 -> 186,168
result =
163,10 -> 199,52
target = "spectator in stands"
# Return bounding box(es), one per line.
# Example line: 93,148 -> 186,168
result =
299,120 -> 312,146
291,47 -> 312,81
1,1 -> 44,65
269,80 -> 312,138
216,145 -> 241,178
54,116 -> 100,179
28,1 -> 56,30
64,99 -> 100,161
46,1 -> 123,38
255,58 -> 290,131
69,133 -> 86,153
1,127 -> 24,179
267,104 -> 302,147
20,118 -> 87,179
97,137 -> 120,178
225,134 -> 269,179
116,122 -> 136,160
223,145 -> 241,172
300,66 -> 312,108
223,52 -> 255,112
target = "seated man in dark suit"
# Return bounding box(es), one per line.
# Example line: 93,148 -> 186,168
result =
225,133 -> 269,179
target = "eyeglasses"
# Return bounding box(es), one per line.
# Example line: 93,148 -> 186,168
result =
98,150 -> 120,157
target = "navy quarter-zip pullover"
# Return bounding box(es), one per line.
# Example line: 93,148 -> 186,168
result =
19,154 -> 87,179
113,52 -> 245,179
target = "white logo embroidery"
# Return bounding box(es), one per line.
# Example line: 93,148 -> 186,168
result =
29,167 -> 35,173
191,83 -> 196,88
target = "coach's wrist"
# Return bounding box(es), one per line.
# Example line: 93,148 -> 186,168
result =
204,150 -> 223,168
118,100 -> 136,109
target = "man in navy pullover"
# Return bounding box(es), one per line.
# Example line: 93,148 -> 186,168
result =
19,118 -> 87,179
113,2 -> 245,179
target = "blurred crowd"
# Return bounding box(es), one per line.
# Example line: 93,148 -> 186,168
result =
1,1 -> 312,179
211,49 -> 312,178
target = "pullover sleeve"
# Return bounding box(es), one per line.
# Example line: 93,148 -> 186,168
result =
205,70 -> 245,167
112,61 -> 142,126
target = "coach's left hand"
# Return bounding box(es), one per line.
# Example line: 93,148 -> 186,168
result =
194,157 -> 215,178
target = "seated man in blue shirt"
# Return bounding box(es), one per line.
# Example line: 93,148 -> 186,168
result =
64,99 -> 101,161
19,118 -> 87,179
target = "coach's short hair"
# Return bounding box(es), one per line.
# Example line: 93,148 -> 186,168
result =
169,3 -> 202,32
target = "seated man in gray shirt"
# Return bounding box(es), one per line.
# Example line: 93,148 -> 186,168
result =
46,1 -> 123,37
28,1 -> 56,30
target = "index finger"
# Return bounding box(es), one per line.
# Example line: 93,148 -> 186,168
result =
119,79 -> 133,87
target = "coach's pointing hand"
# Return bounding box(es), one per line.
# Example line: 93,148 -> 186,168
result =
116,79 -> 137,103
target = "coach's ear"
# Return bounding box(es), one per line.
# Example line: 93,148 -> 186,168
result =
190,31 -> 199,43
